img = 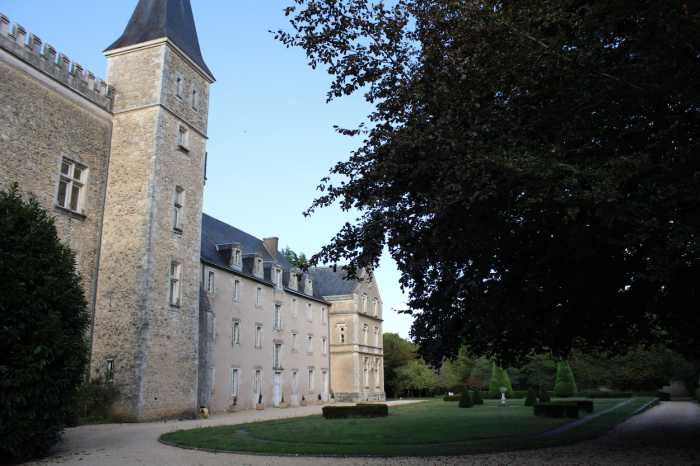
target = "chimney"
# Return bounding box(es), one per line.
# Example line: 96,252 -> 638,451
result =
263,237 -> 279,258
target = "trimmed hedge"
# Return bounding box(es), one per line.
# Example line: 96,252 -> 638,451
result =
534,402 -> 580,419
577,390 -> 633,398
322,404 -> 388,419
459,390 -> 474,408
481,390 -> 528,399
443,395 -> 460,402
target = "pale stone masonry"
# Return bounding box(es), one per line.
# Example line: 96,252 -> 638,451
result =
0,0 -> 384,421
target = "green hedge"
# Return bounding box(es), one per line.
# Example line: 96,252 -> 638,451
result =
459,390 -> 474,408
443,395 -> 460,402
553,361 -> 578,397
534,402 -> 580,419
577,390 -> 633,398
481,390 -> 528,399
322,404 -> 388,419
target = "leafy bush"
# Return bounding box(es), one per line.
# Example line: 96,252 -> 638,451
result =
0,186 -> 89,463
471,389 -> 483,405
488,364 -> 513,397
553,361 -> 578,397
458,390 -> 474,408
322,404 -> 388,419
538,387 -> 552,402
524,387 -> 538,406
71,379 -> 120,424
534,402 -> 579,419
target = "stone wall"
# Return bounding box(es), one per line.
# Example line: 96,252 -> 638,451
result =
0,24 -> 112,337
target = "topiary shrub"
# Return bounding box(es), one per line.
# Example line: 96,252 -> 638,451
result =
524,387 -> 538,406
458,389 -> 474,408
538,387 -> 551,402
553,361 -> 578,397
488,364 -> 513,398
0,186 -> 89,463
471,389 -> 483,405
322,404 -> 388,419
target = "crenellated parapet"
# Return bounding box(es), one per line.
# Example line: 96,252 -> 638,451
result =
0,13 -> 113,112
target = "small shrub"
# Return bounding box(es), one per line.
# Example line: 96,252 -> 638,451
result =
471,389 -> 483,405
322,404 -> 388,419
534,402 -> 579,418
553,361 -> 578,397
72,379 -> 120,424
538,387 -> 551,402
443,395 -> 460,402
524,387 -> 538,406
459,390 -> 474,408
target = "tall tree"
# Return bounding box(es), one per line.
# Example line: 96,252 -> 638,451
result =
0,186 -> 89,462
279,1 -> 700,364
382,333 -> 417,397
394,358 -> 439,396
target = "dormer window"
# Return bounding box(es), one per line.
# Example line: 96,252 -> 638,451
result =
273,267 -> 283,289
305,278 -> 313,295
177,125 -> 189,152
289,272 -> 298,291
255,257 -> 263,277
233,248 -> 242,268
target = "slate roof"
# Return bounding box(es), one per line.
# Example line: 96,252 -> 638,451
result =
106,0 -> 214,81
308,267 -> 360,298
201,213 -> 331,304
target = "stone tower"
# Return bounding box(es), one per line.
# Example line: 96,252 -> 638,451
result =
91,0 -> 214,420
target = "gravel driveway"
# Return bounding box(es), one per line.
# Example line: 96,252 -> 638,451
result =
26,400 -> 700,466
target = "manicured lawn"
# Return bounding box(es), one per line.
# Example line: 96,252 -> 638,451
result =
160,397 -> 654,456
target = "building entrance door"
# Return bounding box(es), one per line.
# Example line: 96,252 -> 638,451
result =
322,370 -> 329,401
273,372 -> 282,407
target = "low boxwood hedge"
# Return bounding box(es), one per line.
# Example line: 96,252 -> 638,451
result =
322,404 -> 388,419
481,390 -> 528,399
534,402 -> 580,419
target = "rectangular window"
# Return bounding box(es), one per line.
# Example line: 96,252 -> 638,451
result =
232,320 -> 240,346
364,357 -> 369,386
176,74 -> 183,98
337,325 -> 346,344
173,186 -> 184,232
105,359 -> 114,384
231,368 -> 239,397
56,158 -> 87,213
374,326 -> 379,347
375,358 -> 381,387
291,332 -> 297,351
362,294 -> 368,313
233,248 -> 242,268
308,368 -> 314,392
322,337 -> 327,355
292,298 -> 297,318
273,304 -> 282,330
321,307 -> 327,324
169,261 -> 182,306
256,287 -> 262,306
373,298 -> 379,317
233,279 -> 241,302
363,325 -> 369,345
273,343 -> 282,369
255,325 -> 263,348
306,335 -> 313,353
306,303 -> 312,322
207,270 -> 215,294
192,87 -> 199,110
177,125 -> 189,150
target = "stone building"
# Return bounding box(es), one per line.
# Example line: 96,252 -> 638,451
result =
0,0 -> 384,421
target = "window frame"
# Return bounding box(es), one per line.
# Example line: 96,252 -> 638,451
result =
232,320 -> 240,346
173,186 -> 184,232
169,261 -> 182,307
231,367 -> 240,397
56,158 -> 88,215
177,125 -> 190,152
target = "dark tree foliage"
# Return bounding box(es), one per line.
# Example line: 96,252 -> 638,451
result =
278,0 -> 700,365
0,186 -> 89,462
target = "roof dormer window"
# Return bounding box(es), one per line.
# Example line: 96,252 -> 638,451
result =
305,278 -> 313,295
232,247 -> 242,270
289,272 -> 298,291
255,257 -> 263,278
274,267 -> 283,289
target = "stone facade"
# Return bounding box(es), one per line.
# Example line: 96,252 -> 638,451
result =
0,2 -> 384,421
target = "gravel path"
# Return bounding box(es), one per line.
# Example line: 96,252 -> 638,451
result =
26,400 -> 700,466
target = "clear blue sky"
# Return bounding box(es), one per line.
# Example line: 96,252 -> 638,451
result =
3,1 -> 412,338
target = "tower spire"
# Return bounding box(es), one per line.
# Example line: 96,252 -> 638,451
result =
106,0 -> 213,81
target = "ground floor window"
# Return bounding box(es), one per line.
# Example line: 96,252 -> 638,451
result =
231,368 -> 240,398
